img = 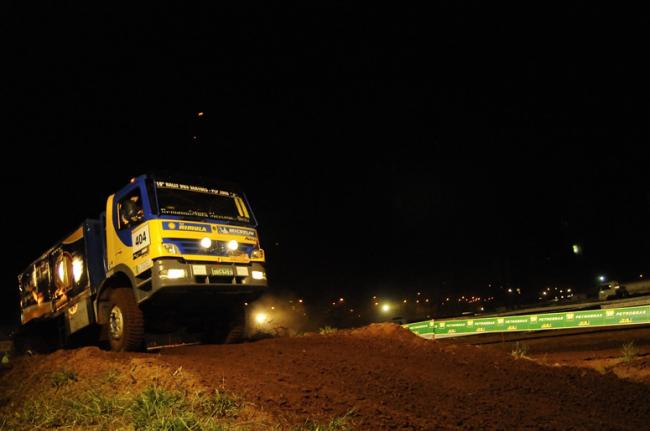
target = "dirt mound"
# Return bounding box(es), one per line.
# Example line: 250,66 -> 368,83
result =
2,325 -> 650,430
158,326 -> 650,430
344,322 -> 428,344
0,347 -> 206,408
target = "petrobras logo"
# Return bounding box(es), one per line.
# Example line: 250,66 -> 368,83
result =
163,222 -> 212,233
217,226 -> 257,237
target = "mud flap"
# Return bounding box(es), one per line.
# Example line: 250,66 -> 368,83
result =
65,297 -> 93,335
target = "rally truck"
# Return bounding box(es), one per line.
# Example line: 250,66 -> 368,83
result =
598,279 -> 650,301
16,174 -> 267,351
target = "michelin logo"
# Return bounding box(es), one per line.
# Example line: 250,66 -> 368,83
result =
217,226 -> 256,237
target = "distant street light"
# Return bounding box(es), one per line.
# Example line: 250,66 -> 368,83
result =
572,244 -> 582,255
598,275 -> 606,282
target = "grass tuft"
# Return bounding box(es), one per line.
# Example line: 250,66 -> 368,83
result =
621,341 -> 639,363
131,385 -> 239,430
292,409 -> 356,431
6,380 -> 352,430
12,385 -> 241,431
511,342 -> 529,359
319,326 -> 338,335
50,368 -> 78,389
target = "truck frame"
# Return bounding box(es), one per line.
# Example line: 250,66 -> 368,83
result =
17,174 -> 267,351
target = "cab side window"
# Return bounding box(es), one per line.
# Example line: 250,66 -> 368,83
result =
117,189 -> 144,230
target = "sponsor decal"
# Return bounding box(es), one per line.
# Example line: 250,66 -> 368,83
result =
217,226 -> 256,237
505,318 -> 529,323
163,221 -> 212,233
476,320 -> 496,326
539,316 -> 564,321
617,309 -> 647,316
136,259 -> 154,275
156,181 -> 236,197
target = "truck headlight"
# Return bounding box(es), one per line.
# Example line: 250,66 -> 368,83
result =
162,269 -> 186,280
200,237 -> 212,249
163,243 -> 180,255
252,271 -> 266,280
227,240 -> 239,251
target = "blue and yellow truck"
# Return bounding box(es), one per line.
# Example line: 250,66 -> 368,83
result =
17,174 -> 267,351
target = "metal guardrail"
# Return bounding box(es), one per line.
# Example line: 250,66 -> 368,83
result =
405,305 -> 650,339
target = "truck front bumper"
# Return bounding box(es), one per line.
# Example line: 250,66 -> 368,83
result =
137,259 -> 267,307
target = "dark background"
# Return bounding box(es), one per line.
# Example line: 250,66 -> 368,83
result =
1,3 -> 649,325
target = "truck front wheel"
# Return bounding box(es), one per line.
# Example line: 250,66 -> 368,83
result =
106,289 -> 144,352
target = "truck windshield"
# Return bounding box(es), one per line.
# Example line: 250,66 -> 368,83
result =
154,180 -> 254,225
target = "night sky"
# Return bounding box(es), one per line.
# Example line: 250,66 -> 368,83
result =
2,3 -> 649,325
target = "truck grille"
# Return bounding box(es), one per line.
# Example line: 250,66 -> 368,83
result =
162,238 -> 256,257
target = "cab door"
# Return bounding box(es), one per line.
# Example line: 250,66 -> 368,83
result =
106,183 -> 148,272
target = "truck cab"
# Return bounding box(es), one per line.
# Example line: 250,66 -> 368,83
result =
105,175 -> 266,296
100,174 -> 268,350
16,174 -> 267,351
598,279 -> 650,302
597,281 -> 623,301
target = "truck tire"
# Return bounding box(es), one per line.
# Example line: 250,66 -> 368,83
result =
13,331 -> 47,355
205,308 -> 246,344
224,324 -> 245,344
106,288 -> 144,352
13,319 -> 61,354
225,306 -> 248,344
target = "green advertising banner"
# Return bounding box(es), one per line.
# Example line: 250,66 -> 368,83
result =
405,305 -> 650,339
403,320 -> 435,338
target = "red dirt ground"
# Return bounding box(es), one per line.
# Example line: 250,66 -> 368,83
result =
3,324 -> 650,430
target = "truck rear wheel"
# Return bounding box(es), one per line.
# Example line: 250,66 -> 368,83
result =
106,289 -> 144,352
225,306 -> 248,344
205,307 -> 246,344
224,324 -> 245,344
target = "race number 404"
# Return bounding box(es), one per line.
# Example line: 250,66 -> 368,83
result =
132,224 -> 151,254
